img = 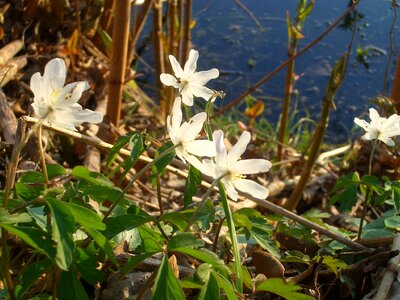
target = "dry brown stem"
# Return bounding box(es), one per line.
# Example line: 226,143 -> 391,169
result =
0,89 -> 17,144
107,0 -> 131,127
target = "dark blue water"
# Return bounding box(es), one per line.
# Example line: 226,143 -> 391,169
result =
138,0 -> 398,143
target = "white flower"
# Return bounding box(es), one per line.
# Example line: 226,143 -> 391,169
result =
160,49 -> 219,106
354,108 -> 400,146
30,58 -> 103,131
167,97 -> 216,169
200,130 -> 271,201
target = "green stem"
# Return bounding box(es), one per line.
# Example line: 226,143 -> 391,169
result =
357,139 -> 378,242
103,144 -> 179,220
218,182 -> 242,293
38,125 -> 49,185
185,174 -> 224,231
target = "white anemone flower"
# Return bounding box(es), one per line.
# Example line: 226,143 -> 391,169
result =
200,130 -> 271,201
30,58 -> 103,131
167,97 -> 216,169
160,49 -> 219,106
354,108 -> 400,146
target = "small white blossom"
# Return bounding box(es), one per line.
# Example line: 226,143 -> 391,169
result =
167,97 -> 216,169
160,49 -> 219,106
30,58 -> 103,131
200,130 -> 271,201
354,108 -> 400,146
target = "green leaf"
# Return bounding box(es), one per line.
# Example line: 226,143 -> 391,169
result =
168,233 -> 204,250
15,182 -> 44,201
121,252 -> 159,275
75,248 -> 105,285
392,186 -> 400,212
322,256 -> 348,277
18,171 -> 45,183
104,213 -> 154,238
330,182 -> 359,212
360,175 -> 380,186
57,267 -> 89,300
0,208 -> 32,224
184,165 -> 202,207
160,211 -> 189,231
79,184 -> 122,203
152,142 -> 175,177
137,226 -> 164,253
46,197 -> 75,270
197,199 -> 216,231
197,271 -> 220,300
152,254 -> 185,300
64,202 -> 105,230
0,224 -> 55,260
121,133 -> 144,180
211,270 -> 237,300
257,278 -> 314,300
15,259 -> 53,299
173,248 -> 225,269
106,132 -> 136,169
384,215 -> 400,230
96,28 -> 112,54
71,166 -> 114,187
85,227 -> 119,266
46,164 -> 67,180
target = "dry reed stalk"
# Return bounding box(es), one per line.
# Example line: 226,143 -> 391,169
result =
391,53 -> 400,113
182,0 -> 192,63
107,0 -> 131,127
93,0 -> 115,53
127,0 -> 153,67
284,54 -> 347,211
152,0 -> 166,115
277,41 -> 297,161
177,0 -> 184,60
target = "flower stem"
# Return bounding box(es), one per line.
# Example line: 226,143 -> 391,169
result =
38,125 -> 49,185
185,174 -> 224,231
357,139 -> 378,242
218,182 -> 243,294
103,144 -> 179,220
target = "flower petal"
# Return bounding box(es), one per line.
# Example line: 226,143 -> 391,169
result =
169,55 -> 184,78
228,131 -> 251,166
183,49 -> 198,77
30,72 -> 43,101
382,114 -> 400,131
222,178 -> 238,201
199,159 -> 216,177
179,112 -> 206,141
379,136 -> 395,146
185,140 -> 216,157
170,97 -> 183,132
213,130 -> 228,167
183,153 -> 208,173
56,81 -> 89,107
234,178 -> 269,199
354,117 -> 370,131
160,73 -> 179,88
181,88 -> 194,106
369,108 -> 380,124
234,159 -> 271,175
43,58 -> 66,92
191,85 -> 215,101
192,68 -> 219,85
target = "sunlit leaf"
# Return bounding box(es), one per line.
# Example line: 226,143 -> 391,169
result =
64,202 -> 105,230
257,278 -> 314,300
184,165 -> 202,207
244,100 -> 264,119
0,208 -> 32,224
152,254 -> 185,300
322,256 -> 348,277
168,232 -> 204,250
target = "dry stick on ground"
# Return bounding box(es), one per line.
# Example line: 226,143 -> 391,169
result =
0,57 -> 27,87
0,89 -> 17,144
212,0 -> 361,119
23,116 -> 368,251
284,54 -> 347,211
374,233 -> 400,300
0,40 -> 23,65
107,0 -> 131,127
